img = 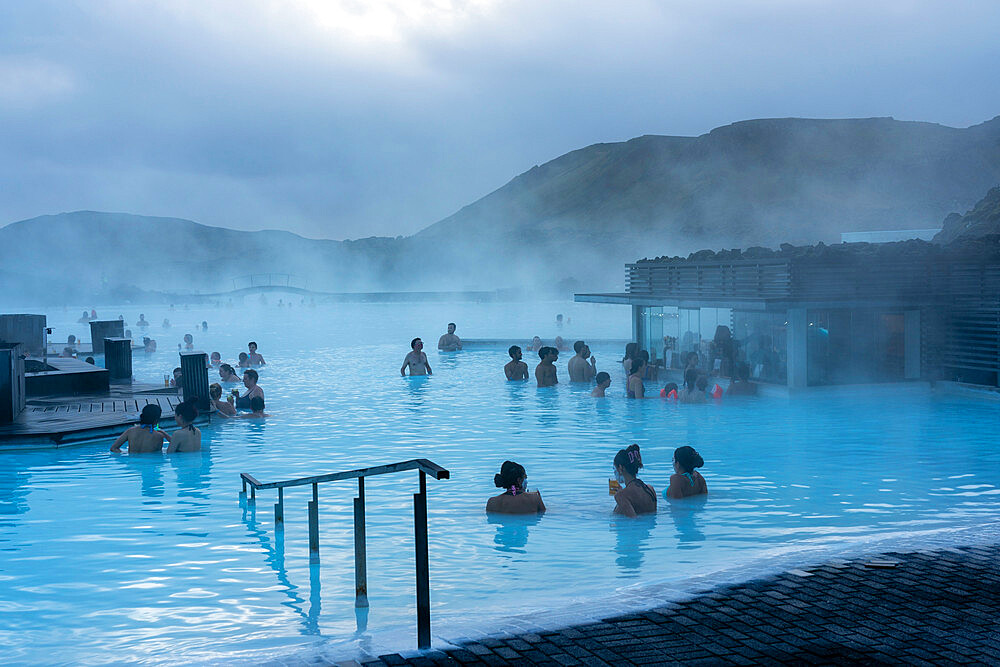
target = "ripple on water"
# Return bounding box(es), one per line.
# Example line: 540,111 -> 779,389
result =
0,303 -> 998,663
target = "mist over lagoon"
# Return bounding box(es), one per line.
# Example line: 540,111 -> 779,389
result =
2,1 -> 1000,664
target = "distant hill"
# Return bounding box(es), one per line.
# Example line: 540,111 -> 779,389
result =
935,185 -> 1000,243
3,115 -> 1000,303
415,116 -> 1000,287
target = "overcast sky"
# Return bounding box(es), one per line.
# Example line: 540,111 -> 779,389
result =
1,0 -> 998,239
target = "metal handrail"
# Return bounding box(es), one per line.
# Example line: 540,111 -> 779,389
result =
240,458 -> 448,491
239,458 -> 450,650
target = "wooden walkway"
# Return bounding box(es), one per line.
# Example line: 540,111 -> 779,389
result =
0,385 -> 210,450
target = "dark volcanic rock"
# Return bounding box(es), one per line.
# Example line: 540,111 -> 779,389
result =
935,185 -> 1000,243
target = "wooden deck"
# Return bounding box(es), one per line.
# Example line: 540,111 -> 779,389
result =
0,385 -> 212,450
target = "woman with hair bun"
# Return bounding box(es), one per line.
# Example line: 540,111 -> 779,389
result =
611,444 -> 656,517
666,446 -> 708,499
486,461 -> 546,514
167,399 -> 202,453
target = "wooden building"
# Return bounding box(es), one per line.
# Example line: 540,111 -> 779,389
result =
576,238 -> 1000,388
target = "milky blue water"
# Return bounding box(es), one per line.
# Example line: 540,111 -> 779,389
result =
1,301 -> 998,664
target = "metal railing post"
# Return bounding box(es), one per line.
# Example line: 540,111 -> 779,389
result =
414,470 -> 430,649
274,487 -> 284,527
308,482 -> 320,564
354,476 -> 369,608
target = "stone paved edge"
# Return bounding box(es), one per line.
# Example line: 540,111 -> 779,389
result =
353,544 -> 1000,666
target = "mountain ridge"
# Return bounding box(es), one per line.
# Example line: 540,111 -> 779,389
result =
3,115 -> 1000,304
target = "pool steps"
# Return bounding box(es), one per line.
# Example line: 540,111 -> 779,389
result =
240,459 -> 450,650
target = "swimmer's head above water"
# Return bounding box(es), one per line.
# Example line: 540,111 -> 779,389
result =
139,404 -> 162,430
673,445 -> 704,473
411,338 -> 423,350
614,444 -> 643,478
494,460 -> 527,495
508,345 -> 522,361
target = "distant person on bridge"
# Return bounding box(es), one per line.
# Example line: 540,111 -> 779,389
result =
568,340 -> 597,383
438,323 -> 462,351
237,369 -> 264,409
136,314 -> 149,328
401,338 -> 432,376
247,341 -> 265,366
504,345 -> 529,381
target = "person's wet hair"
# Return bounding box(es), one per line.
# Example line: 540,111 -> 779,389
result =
684,367 -> 698,391
630,350 -> 649,375
248,341 -> 257,349
244,368 -> 259,383
663,382 -> 679,395
573,340 -> 586,354
139,404 -> 162,426
220,363 -> 235,376
410,337 -> 421,349
508,345 -> 521,358
250,396 -> 265,412
614,444 -> 643,477
538,346 -> 556,359
674,446 -> 704,472
596,371 -> 610,385
623,342 -> 638,362
494,460 -> 526,491
175,399 -> 199,424
238,352 -> 248,362
448,322 -> 456,328
210,351 -> 221,361
209,383 -> 223,400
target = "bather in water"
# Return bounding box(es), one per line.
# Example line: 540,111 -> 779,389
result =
611,444 -> 656,517
666,446 -> 708,499
486,461 -> 545,514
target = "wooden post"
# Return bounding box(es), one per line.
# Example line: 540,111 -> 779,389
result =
0,343 -> 25,424
103,337 -> 132,380
354,477 -> 369,608
179,351 -> 210,411
0,314 -> 46,357
414,470 -> 430,649
88,320 -> 124,355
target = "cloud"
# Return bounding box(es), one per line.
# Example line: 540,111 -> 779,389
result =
0,0 -> 998,239
0,57 -> 75,108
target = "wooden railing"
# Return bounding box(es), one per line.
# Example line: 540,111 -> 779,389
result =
240,458 -> 450,649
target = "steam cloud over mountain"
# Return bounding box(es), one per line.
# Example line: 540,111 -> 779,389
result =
2,115 -> 1000,305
